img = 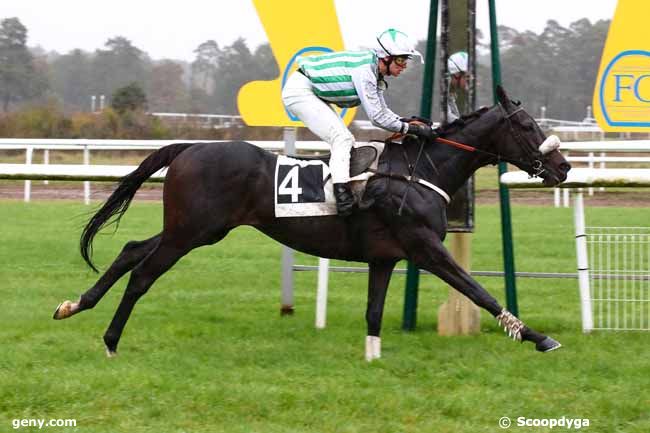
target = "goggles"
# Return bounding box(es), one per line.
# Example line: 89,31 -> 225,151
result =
393,56 -> 409,66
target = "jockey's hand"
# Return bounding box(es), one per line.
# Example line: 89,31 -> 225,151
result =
407,123 -> 437,142
400,115 -> 433,126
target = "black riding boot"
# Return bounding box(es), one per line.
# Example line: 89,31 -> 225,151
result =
333,183 -> 356,217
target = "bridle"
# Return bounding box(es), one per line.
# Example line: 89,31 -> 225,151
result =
373,103 -> 555,212
498,103 -> 548,177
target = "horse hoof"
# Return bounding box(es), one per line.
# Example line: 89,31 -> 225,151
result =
105,347 -> 118,358
536,336 -> 562,353
52,300 -> 76,320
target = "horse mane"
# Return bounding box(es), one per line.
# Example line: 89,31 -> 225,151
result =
436,106 -> 492,136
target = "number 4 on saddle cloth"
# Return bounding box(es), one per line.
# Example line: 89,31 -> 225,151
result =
274,143 -> 383,217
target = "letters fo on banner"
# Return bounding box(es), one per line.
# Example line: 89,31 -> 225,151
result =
238,0 -> 357,127
593,0 -> 650,132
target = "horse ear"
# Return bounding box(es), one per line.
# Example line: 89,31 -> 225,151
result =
496,85 -> 508,104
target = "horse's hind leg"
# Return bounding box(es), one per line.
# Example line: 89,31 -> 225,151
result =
53,234 -> 161,320
402,227 -> 561,353
102,240 -> 188,356
102,227 -> 231,356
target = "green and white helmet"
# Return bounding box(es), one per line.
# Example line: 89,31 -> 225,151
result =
375,28 -> 423,63
448,51 -> 468,75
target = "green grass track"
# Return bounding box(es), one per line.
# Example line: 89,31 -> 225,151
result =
0,200 -> 648,433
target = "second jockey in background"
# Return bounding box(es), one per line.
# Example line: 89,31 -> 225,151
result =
447,51 -> 470,123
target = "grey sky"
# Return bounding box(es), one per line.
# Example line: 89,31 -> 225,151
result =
3,0 -> 617,61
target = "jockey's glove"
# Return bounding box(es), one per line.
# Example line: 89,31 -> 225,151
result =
407,123 -> 437,141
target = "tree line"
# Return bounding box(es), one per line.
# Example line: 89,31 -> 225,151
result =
0,16 -> 609,121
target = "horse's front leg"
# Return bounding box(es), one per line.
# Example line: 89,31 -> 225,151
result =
365,260 -> 397,361
400,227 -> 561,353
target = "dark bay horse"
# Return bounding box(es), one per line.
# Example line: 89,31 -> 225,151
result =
53,86 -> 571,360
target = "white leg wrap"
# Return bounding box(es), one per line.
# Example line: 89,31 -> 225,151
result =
365,336 -> 381,361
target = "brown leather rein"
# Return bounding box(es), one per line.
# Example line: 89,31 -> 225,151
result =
387,130 -> 479,153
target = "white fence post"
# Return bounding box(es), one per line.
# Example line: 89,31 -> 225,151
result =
83,145 -> 90,205
588,152 -> 594,196
24,146 -> 33,202
599,152 -> 606,191
563,187 -> 570,208
281,247 -> 295,315
315,258 -> 329,329
573,189 -> 594,333
561,151 -> 570,207
280,127 -> 297,315
43,149 -> 49,185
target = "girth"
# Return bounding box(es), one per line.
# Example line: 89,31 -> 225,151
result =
367,168 -> 451,204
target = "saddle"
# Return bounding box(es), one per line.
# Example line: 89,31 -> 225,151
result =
286,146 -> 378,178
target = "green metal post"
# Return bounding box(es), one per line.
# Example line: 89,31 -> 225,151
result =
488,0 -> 518,316
419,0 -> 438,121
403,0 -> 439,331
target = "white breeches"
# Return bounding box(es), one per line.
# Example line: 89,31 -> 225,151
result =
282,71 -> 355,184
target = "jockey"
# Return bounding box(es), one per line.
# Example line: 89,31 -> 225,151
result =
282,28 -> 436,217
447,51 -> 470,123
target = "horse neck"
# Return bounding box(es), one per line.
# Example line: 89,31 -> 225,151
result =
426,112 -> 499,196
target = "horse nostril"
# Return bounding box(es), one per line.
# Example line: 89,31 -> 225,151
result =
560,162 -> 572,173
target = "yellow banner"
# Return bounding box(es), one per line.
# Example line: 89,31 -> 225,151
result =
593,0 -> 650,132
238,0 -> 357,126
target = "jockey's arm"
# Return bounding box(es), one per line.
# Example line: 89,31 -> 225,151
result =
351,68 -> 409,134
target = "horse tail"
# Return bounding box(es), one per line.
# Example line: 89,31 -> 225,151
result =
80,142 -> 196,272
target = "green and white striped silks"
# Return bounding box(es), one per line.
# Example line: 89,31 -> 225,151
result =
297,51 -> 377,108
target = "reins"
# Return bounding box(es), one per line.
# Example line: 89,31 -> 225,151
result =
387,131 -> 501,161
388,104 -> 545,172
368,103 -> 549,212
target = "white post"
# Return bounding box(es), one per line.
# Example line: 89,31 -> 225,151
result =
91,95 -> 96,112
588,152 -> 594,196
562,152 -> 570,207
43,149 -> 49,185
573,189 -> 594,333
599,152 -> 606,192
280,127 -> 297,315
99,95 -> 106,111
553,188 -> 560,208
83,145 -> 91,205
281,247 -> 294,315
24,146 -> 33,202
315,258 -> 329,329
563,187 -> 570,208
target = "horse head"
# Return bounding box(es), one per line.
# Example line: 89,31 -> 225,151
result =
491,85 -> 571,186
